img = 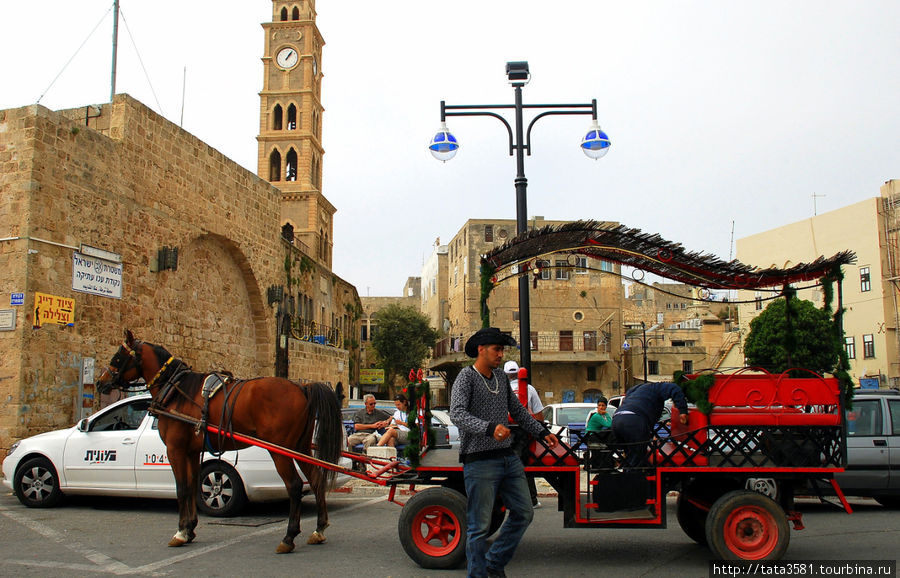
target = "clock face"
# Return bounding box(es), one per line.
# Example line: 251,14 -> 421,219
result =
276,47 -> 299,69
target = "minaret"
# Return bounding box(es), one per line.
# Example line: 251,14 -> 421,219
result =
258,0 -> 334,268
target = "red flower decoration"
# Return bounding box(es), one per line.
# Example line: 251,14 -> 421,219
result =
408,369 -> 416,381
417,369 -> 424,381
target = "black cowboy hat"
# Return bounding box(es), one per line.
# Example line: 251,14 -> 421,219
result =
464,327 -> 517,358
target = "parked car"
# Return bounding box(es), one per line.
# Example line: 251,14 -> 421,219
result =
2,394 -> 353,517
828,389 -> 900,507
429,409 -> 460,449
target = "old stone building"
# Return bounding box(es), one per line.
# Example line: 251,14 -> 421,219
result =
428,218 -> 626,403
622,282 -> 739,384
0,0 -> 361,458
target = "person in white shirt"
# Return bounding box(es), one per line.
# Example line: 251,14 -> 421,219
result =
377,393 -> 411,447
504,361 -> 543,415
504,360 -> 545,509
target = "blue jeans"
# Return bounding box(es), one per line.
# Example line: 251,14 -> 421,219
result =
463,454 -> 534,577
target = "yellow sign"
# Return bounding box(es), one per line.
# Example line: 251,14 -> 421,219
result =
359,368 -> 385,385
33,292 -> 75,328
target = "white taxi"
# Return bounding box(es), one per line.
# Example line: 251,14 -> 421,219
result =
2,394 -> 352,516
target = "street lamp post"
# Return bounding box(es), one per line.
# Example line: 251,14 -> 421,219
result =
623,321 -> 652,384
429,61 -> 611,377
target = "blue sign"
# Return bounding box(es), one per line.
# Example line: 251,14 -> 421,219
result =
859,378 -> 879,390
11,293 -> 24,306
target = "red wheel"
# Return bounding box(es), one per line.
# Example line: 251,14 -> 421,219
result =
399,487 -> 467,569
706,490 -> 789,560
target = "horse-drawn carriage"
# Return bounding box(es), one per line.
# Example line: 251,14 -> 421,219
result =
90,221 -> 855,565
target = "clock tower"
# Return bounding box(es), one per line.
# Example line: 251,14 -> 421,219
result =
258,0 -> 334,268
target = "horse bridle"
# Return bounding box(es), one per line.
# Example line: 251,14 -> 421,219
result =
102,341 -> 144,392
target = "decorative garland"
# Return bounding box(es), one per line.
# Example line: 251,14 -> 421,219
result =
479,261 -> 497,329
822,267 -> 855,409
403,369 -> 435,467
674,370 -> 715,414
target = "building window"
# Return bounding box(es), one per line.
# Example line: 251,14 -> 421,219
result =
484,225 -> 494,242
600,260 -> 614,272
285,148 -> 298,181
555,260 -> 569,280
682,360 -> 694,374
530,331 -> 538,351
863,334 -> 875,358
512,310 -> 520,321
586,366 -> 597,382
536,259 -> 550,280
860,267 -> 871,292
559,330 -> 573,351
575,256 -> 588,274
269,150 -> 282,182
648,360 -> 660,375
755,292 -> 763,311
291,6 -> 300,19
361,325 -> 368,341
287,103 -> 297,130
272,104 -> 283,130
583,330 -> 596,350
280,7 -> 289,20
845,336 -> 856,360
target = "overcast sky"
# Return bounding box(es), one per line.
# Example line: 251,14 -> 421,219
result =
2,1 -> 898,296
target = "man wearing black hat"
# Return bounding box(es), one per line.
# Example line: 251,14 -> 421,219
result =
450,327 -> 558,578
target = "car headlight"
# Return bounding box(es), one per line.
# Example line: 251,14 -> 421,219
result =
6,441 -> 20,457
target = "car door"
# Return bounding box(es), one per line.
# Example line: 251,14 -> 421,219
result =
887,399 -> 900,491
63,398 -> 149,489
134,416 -> 176,492
839,398 -> 889,492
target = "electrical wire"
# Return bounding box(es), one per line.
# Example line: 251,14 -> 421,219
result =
119,8 -> 165,115
36,3 -> 114,104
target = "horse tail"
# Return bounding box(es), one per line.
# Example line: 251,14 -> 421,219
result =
305,381 -> 342,488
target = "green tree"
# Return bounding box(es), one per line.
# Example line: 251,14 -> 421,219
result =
744,297 -> 840,375
370,304 -> 440,388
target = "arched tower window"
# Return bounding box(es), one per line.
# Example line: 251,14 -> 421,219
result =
292,6 -> 300,20
272,104 -> 283,131
311,155 -> 320,189
287,104 -> 297,130
280,7 -> 289,21
319,228 -> 325,259
269,150 -> 282,182
285,148 -> 298,181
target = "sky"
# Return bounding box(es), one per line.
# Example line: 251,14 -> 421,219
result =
2,1 -> 898,296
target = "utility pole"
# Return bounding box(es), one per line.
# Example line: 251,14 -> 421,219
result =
110,0 -> 119,102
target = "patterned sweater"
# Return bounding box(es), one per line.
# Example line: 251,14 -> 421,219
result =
450,365 -> 549,462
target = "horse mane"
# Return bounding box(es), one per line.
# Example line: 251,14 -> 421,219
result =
146,342 -> 205,399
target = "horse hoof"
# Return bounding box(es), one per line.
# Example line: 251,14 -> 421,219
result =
168,538 -> 186,547
276,541 -> 295,554
169,529 -> 192,547
307,531 -> 327,545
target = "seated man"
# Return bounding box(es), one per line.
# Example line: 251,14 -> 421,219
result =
347,394 -> 392,451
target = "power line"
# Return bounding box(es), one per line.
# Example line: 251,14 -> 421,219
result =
37,3 -> 114,104
119,7 -> 164,115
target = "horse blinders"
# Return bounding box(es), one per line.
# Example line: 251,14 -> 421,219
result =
97,342 -> 143,393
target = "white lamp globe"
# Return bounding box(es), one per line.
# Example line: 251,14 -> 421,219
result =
429,123 -> 459,162
581,121 -> 611,160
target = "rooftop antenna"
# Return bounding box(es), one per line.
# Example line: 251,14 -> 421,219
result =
110,0 -> 119,101
812,192 -> 826,216
728,219 -> 735,261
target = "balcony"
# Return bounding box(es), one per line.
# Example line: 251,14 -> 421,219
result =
290,316 -> 344,349
431,330 -> 612,369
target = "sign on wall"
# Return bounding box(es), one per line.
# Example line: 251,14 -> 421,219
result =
72,252 -> 123,299
360,368 -> 385,385
11,293 -> 24,306
0,309 -> 15,331
33,292 -> 75,328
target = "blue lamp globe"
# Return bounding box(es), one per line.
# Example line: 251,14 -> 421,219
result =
429,122 -> 459,162
581,121 -> 611,160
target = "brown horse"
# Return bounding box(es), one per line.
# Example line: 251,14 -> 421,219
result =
95,329 -> 343,553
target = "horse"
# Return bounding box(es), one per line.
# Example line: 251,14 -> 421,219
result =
95,329 -> 343,554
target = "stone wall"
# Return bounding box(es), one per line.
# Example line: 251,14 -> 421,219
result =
0,95 -> 357,457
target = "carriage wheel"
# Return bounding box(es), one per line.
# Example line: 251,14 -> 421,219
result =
398,487 -> 467,569
14,457 -> 63,508
676,492 -> 709,545
706,490 -> 789,560
197,462 -> 248,517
